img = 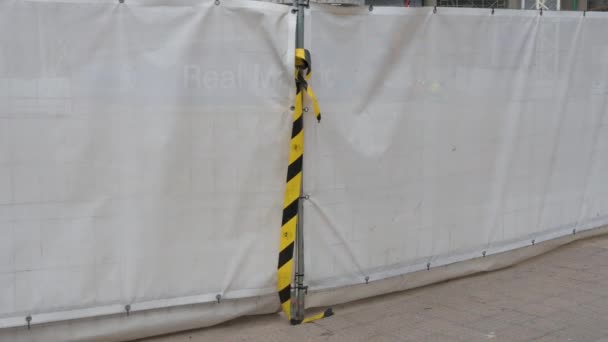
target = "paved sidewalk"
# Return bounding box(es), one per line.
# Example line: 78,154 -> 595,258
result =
145,235 -> 608,342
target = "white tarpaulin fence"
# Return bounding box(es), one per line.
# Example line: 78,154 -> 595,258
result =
0,0 -> 295,339
303,6 -> 608,290
0,1 -> 608,340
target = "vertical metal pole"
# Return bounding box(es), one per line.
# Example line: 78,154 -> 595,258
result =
294,0 -> 306,324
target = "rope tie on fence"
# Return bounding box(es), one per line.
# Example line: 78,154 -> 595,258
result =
277,48 -> 332,325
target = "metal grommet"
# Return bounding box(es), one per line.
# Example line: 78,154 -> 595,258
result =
368,4 -> 373,11
303,107 -> 309,112
290,106 -> 295,111
215,0 -> 220,5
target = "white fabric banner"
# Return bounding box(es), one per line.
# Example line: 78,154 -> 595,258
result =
0,0 -> 295,335
304,6 -> 608,290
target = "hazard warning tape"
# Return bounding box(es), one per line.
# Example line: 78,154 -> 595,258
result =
277,48 -> 332,325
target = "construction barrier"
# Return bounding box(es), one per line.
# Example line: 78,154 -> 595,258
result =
1,1 -> 607,340
0,0 -> 295,339
303,5 -> 608,292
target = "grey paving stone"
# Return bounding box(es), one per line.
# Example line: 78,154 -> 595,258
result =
143,235 -> 608,342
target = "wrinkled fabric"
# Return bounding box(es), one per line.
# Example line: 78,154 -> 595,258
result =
304,6 -> 608,289
1,2 -> 608,340
0,0 -> 294,328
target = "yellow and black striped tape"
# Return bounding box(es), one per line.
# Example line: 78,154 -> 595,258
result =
277,48 -> 332,325
294,48 -> 321,122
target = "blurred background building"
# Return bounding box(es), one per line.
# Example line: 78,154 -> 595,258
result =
264,0 -> 607,12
